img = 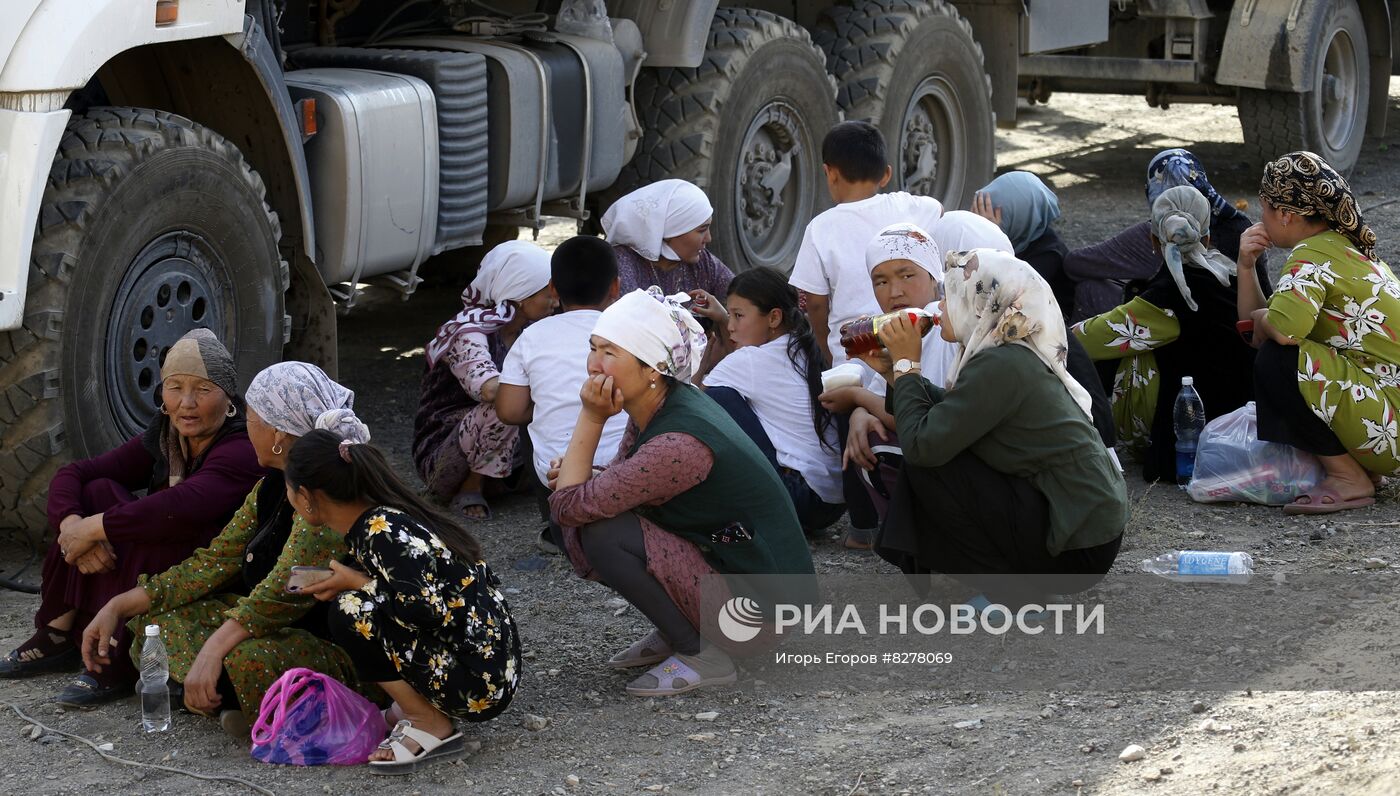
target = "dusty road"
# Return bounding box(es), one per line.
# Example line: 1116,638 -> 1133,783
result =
2,84 -> 1400,795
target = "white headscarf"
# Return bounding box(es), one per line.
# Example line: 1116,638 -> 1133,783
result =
930,210 -> 1014,255
602,179 -> 714,262
1151,185 -> 1237,312
592,287 -> 708,381
425,240 -> 552,366
942,248 -> 1093,420
864,222 -> 943,278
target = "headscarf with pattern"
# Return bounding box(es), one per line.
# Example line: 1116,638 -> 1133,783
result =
1145,148 -> 1238,221
592,287 -> 707,381
942,248 -> 1093,420
1151,185 -> 1237,312
246,362 -> 371,444
425,240 -> 552,367
1259,151 -> 1377,260
864,222 -> 943,278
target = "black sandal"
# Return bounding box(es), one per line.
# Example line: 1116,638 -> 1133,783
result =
0,629 -> 79,679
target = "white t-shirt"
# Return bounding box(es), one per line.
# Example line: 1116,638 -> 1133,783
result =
789,191 -> 944,365
862,304 -> 960,397
499,310 -> 628,484
702,335 -> 843,505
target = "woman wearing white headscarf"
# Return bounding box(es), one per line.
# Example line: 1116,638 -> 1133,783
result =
549,288 -> 814,697
414,240 -> 557,520
1072,185 -> 1260,482
602,179 -> 735,330
861,249 -> 1126,594
82,362 -> 373,735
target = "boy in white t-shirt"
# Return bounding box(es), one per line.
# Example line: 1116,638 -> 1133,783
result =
789,121 -> 944,368
498,236 -> 628,553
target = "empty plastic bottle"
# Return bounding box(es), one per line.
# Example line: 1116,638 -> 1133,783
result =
1141,550 -> 1254,581
1173,376 -> 1207,486
140,624 -> 171,732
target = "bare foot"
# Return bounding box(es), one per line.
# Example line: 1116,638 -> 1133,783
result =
369,706 -> 454,762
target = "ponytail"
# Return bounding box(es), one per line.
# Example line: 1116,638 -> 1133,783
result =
286,429 -> 483,561
726,268 -> 837,452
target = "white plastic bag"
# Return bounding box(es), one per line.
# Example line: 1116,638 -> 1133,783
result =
1186,402 -> 1324,505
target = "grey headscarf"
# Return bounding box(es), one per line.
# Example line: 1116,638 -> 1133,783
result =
1151,185 -> 1237,312
245,362 -> 371,443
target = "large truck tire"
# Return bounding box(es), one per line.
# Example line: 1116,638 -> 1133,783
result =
0,108 -> 288,539
1237,0 -> 1369,173
815,0 -> 996,211
619,8 -> 840,273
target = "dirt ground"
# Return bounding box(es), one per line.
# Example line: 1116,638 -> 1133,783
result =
3,83 -> 1400,795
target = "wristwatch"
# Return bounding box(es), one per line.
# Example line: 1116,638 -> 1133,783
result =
893,358 -> 921,375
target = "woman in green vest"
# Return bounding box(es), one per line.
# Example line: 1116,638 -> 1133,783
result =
550,287 -> 815,697
863,249 -> 1127,600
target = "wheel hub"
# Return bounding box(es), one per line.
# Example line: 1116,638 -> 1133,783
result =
899,76 -> 966,202
1318,26 -> 1359,153
105,231 -> 227,436
734,101 -> 809,269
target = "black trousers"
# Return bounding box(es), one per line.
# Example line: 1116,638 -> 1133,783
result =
1254,339 -> 1346,456
836,412 -> 881,531
877,450 -> 1121,602
580,513 -> 703,655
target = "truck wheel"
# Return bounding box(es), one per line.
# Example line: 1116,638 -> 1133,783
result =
815,0 -> 996,210
1237,0 -> 1369,173
621,8 -> 839,272
0,108 -> 287,537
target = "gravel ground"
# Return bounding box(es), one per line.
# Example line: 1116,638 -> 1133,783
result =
2,84 -> 1400,796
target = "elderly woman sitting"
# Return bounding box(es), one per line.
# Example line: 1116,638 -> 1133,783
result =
549,289 -> 814,697
1239,152 -> 1400,515
80,363 -> 372,735
0,330 -> 263,706
1074,185 -> 1262,482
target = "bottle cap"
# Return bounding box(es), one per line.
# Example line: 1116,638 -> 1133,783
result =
1181,376 -> 1194,386
145,624 -> 160,637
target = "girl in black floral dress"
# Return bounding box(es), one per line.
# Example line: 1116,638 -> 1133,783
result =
287,430 -> 520,774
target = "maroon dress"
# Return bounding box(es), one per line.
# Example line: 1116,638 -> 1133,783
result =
37,427 -> 264,660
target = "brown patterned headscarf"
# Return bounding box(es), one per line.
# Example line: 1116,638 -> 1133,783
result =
1259,151 -> 1377,260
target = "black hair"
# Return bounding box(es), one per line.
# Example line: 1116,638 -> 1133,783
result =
821,120 -> 888,184
552,235 -> 619,307
285,430 -> 482,561
725,268 -> 836,452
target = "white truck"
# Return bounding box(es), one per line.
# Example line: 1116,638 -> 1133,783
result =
0,0 -> 1393,536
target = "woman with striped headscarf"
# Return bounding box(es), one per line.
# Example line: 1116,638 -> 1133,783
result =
1240,151 -> 1398,514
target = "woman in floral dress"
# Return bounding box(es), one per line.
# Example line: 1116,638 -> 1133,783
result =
1073,185 -> 1266,481
289,430 -> 520,774
1238,151 -> 1400,514
81,362 -> 371,736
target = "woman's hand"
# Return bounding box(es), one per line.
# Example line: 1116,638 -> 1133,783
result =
298,560 -> 372,602
879,312 -> 923,364
843,408 -> 890,471
1237,223 -> 1272,270
818,386 -> 864,414
59,515 -> 103,564
579,374 -> 624,423
75,543 -> 117,575
80,604 -> 123,674
687,290 -> 728,324
972,192 -> 1003,227
182,649 -> 225,715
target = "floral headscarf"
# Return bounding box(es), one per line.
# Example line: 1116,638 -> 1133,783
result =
246,362 -> 371,444
592,287 -> 707,381
942,248 -> 1093,419
425,240 -> 552,366
1151,186 -> 1237,312
1260,151 -> 1377,260
1146,148 -> 1237,220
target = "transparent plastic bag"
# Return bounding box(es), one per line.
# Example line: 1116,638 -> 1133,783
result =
1186,402 -> 1324,505
555,0 -> 613,42
250,668 -> 386,766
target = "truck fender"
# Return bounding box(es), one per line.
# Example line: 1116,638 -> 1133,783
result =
1215,0 -> 1390,137
607,0 -> 720,68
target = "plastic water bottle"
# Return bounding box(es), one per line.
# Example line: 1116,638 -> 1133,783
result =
140,624 -> 171,733
1173,376 -> 1207,486
1141,550 -> 1254,582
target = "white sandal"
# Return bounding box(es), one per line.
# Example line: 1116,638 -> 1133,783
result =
368,719 -> 465,775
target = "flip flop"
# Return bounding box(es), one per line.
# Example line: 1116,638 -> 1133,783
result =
625,655 -> 736,697
368,719 -> 465,775
607,629 -> 673,669
1283,486 -> 1375,516
450,491 -> 492,521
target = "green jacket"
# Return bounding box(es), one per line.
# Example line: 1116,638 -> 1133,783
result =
888,344 -> 1128,555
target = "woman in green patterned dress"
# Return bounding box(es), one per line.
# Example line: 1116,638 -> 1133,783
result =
81,362 -> 372,735
1239,151 -> 1399,515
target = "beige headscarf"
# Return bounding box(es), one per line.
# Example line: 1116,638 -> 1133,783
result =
149,328 -> 241,486
942,248 -> 1093,420
1151,185 -> 1237,312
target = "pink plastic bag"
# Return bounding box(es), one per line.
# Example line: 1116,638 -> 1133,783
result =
250,667 -> 386,766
